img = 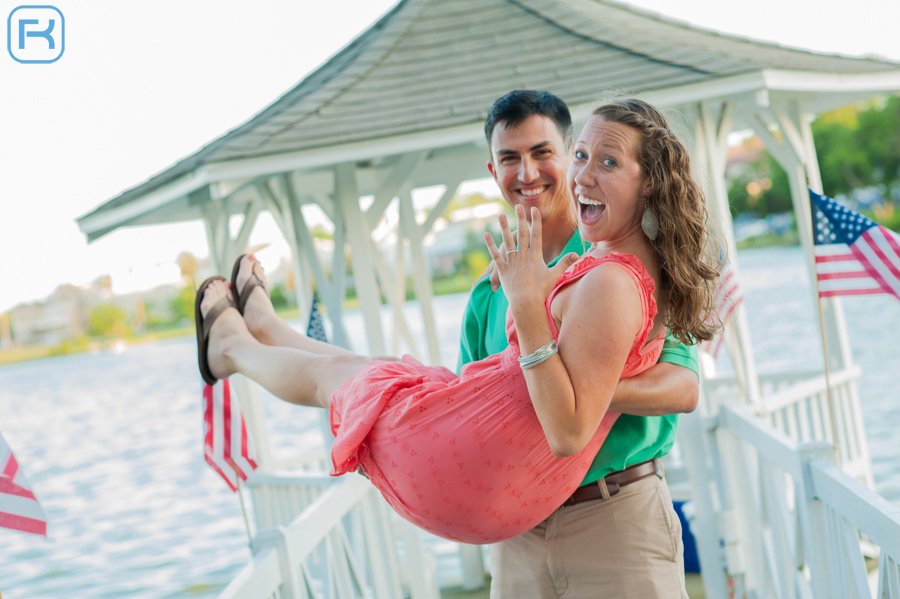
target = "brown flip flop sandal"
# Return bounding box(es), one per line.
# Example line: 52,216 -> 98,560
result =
230,254 -> 268,315
195,276 -> 237,386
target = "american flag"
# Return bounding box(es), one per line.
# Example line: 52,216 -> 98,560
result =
203,379 -> 258,492
811,189 -> 900,300
0,430 -> 47,537
306,292 -> 329,342
701,263 -> 743,358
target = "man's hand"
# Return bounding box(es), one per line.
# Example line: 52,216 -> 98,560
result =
473,260 -> 499,291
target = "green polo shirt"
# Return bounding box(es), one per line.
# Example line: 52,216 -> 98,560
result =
456,230 -> 699,486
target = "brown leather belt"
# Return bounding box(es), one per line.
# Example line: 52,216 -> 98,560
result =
561,459 -> 663,507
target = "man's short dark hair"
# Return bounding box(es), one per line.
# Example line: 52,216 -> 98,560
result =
484,90 -> 572,147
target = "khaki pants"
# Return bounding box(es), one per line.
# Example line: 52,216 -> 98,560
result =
489,474 -> 688,598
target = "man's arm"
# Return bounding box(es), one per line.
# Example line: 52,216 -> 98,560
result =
609,362 -> 698,416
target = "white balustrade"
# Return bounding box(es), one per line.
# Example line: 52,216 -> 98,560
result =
685,402 -> 900,599
219,474 -> 407,599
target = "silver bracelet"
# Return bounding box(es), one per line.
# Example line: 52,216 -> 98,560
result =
518,340 -> 558,370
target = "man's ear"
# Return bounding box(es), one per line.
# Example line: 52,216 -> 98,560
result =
487,160 -> 498,181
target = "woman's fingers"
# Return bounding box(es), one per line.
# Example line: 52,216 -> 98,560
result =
515,205 -> 528,252
498,213 -> 517,255
529,207 -> 542,254
484,232 -> 505,265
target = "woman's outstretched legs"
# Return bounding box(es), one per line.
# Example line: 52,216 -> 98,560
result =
235,255 -> 352,357
201,278 -> 371,408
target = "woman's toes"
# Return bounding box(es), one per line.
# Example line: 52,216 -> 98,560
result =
200,280 -> 230,318
201,281 -> 243,380
238,255 -> 277,337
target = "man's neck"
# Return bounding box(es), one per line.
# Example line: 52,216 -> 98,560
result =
540,218 -> 576,263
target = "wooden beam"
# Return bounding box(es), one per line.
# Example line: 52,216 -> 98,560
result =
366,151 -> 427,230
399,189 -> 441,364
335,163 -> 386,354
280,174 -> 350,349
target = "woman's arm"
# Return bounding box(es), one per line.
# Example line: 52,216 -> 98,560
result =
485,206 -> 642,458
515,266 -> 641,457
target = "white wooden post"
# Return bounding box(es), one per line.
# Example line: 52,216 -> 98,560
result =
398,188 -> 441,364
255,180 -> 312,320
797,442 -> 840,599
676,408 -> 730,599
751,97 -> 856,372
251,527 -> 303,599
280,174 -> 352,349
335,162 -> 387,355
692,101 -> 762,406
201,189 -> 273,470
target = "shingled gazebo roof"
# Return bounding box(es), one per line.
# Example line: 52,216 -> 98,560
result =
78,0 -> 900,239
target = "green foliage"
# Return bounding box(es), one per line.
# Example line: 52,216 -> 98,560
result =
729,96 -> 900,227
88,305 -> 128,337
269,284 -> 290,309
812,96 -> 900,196
172,285 -> 196,322
49,335 -> 91,357
727,152 -> 792,217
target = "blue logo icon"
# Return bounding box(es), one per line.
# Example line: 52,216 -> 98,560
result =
8,5 -> 64,64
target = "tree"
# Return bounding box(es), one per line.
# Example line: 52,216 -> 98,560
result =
89,304 -> 128,337
172,285 -> 196,323
726,152 -> 792,218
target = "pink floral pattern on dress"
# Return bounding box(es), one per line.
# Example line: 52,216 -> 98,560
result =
329,252 -> 664,544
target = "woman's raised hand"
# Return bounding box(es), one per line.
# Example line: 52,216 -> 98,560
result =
484,205 -> 579,308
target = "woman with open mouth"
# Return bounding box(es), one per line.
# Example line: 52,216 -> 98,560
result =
194,97 -> 719,546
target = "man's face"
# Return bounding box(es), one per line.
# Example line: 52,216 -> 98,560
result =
487,115 -> 571,226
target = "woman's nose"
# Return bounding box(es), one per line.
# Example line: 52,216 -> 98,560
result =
573,164 -> 594,187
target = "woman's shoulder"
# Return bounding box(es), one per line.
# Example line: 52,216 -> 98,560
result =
566,252 -> 656,297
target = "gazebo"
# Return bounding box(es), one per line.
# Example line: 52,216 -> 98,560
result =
77,1 -> 900,596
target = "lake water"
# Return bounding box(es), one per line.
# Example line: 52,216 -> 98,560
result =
1,245 -> 898,597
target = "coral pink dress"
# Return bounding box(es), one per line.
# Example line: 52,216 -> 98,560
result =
329,252 -> 664,544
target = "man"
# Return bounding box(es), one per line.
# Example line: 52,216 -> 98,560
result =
458,90 -> 698,597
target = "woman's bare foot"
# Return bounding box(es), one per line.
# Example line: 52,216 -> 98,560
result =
200,279 -> 254,381
234,254 -> 281,344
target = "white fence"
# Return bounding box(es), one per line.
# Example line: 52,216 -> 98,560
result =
683,400 -> 900,599
219,474 -> 422,599
705,366 -> 873,486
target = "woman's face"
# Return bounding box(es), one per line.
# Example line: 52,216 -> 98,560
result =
568,116 -> 650,245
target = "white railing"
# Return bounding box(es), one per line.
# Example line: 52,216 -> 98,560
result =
683,403 -> 900,599
705,366 -> 873,487
219,474 -> 409,599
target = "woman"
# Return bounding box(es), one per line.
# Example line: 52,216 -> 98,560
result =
196,98 -> 718,544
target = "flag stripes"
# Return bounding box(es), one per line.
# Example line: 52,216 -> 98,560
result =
203,379 -> 258,492
0,430 -> 48,537
702,266 -> 744,358
811,189 -> 900,302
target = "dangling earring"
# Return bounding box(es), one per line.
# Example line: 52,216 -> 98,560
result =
642,205 -> 659,240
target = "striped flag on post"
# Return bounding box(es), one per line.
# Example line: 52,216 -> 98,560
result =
0,430 -> 48,537
701,263 -> 744,358
203,379 -> 258,491
811,189 -> 900,301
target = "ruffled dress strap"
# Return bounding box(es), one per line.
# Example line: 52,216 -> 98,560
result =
544,252 -> 662,376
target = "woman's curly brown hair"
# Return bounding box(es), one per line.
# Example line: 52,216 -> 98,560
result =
593,99 -> 720,344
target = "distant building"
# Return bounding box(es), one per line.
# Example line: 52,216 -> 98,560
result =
9,284 -> 90,346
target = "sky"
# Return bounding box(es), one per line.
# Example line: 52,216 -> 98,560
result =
2,0 -> 899,315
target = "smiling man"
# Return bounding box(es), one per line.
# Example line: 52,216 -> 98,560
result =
458,90 -> 698,598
